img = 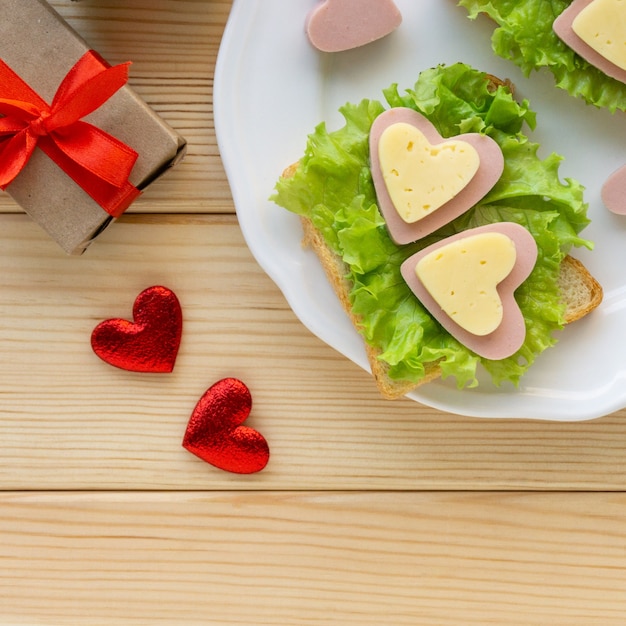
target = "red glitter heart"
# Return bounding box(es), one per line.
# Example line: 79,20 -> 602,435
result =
91,285 -> 182,373
182,378 -> 270,474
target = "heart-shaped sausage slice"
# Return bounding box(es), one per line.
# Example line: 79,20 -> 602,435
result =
306,0 -> 402,52
182,378 -> 270,474
370,108 -> 504,244
91,285 -> 182,373
602,163 -> 626,214
401,223 -> 537,360
554,0 -> 626,84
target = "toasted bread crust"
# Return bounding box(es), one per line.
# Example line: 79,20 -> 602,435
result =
559,255 -> 603,324
301,216 -> 444,398
284,71 -> 603,398
300,215 -> 602,399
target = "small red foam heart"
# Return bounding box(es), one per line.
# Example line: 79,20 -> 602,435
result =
182,378 -> 270,474
91,285 -> 182,373
306,0 -> 402,52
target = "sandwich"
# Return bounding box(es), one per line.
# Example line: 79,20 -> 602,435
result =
271,63 -> 602,398
459,0 -> 626,112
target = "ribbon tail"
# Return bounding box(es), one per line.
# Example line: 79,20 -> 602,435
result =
49,54 -> 130,127
0,132 -> 37,189
50,121 -> 138,187
39,135 -> 140,217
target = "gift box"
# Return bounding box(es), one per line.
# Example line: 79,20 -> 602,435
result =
0,0 -> 187,254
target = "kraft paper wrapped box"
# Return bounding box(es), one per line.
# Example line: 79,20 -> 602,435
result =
0,0 -> 187,254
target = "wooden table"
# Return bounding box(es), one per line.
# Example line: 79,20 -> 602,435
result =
1,2 -> 625,624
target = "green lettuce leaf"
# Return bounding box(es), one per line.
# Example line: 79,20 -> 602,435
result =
271,63 -> 592,389
458,0 -> 626,112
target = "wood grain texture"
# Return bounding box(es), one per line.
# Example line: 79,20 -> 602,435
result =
1,214 -> 626,491
2,2 -> 626,624
1,491 -> 626,626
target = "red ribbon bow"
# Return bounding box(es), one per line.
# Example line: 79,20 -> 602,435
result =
0,51 -> 141,217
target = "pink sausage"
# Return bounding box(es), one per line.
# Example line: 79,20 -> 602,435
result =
370,108 -> 504,245
553,0 -> 626,84
400,223 -> 538,361
305,0 -> 402,53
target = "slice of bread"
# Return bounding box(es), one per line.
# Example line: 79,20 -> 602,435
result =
300,214 -> 603,399
557,254 -> 603,324
277,72 -> 602,399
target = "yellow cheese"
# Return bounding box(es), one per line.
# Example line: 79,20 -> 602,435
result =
572,0 -> 626,71
378,122 -> 480,224
415,232 -> 517,336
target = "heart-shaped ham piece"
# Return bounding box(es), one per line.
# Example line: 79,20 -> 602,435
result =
183,378 -> 270,474
306,0 -> 402,52
401,223 -> 538,360
91,285 -> 182,373
602,163 -> 626,214
370,108 -> 504,244
554,0 -> 626,84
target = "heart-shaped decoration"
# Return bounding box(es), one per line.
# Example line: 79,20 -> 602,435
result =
182,378 -> 270,474
378,123 -> 481,224
370,108 -> 504,244
416,231 -> 516,337
401,223 -> 538,360
306,0 -> 402,52
554,0 -> 626,84
602,163 -> 626,214
91,285 -> 182,373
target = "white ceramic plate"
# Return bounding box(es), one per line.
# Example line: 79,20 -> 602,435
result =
214,0 -> 626,420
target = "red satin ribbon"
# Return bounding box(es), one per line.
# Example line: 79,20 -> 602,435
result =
0,51 -> 141,217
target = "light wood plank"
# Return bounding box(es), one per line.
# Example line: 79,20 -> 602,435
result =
1,214 -> 626,491
1,490 -> 625,626
4,3 -> 624,624
0,0 -> 233,215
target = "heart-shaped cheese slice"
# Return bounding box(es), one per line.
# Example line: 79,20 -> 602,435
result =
378,123 -> 481,224
401,223 -> 538,360
554,0 -> 626,84
370,108 -> 504,244
415,232 -> 516,336
572,0 -> 626,71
